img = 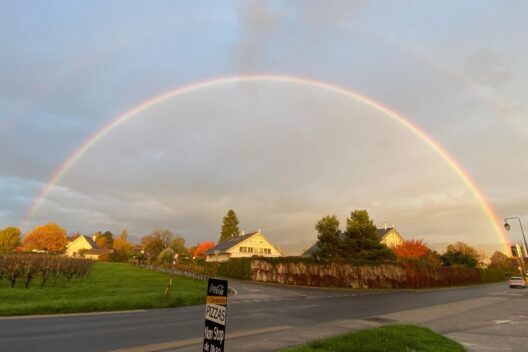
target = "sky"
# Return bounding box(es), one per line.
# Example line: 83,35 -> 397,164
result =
1,1 -> 527,255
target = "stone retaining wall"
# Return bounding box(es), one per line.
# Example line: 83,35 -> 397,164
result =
251,260 -> 482,289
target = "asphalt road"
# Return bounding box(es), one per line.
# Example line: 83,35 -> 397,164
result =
0,280 -> 509,352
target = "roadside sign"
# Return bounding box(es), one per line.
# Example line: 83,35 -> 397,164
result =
203,278 -> 228,352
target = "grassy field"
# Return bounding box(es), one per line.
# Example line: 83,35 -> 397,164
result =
281,325 -> 466,352
0,262 -> 207,316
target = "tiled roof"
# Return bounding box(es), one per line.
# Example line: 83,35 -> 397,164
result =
68,235 -> 98,249
376,228 -> 394,238
81,235 -> 98,249
206,231 -> 259,255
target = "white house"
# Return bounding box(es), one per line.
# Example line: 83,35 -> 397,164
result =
65,235 -> 112,260
206,230 -> 282,262
65,235 -> 98,257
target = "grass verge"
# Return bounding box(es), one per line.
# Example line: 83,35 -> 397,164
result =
280,324 -> 466,352
0,262 -> 207,316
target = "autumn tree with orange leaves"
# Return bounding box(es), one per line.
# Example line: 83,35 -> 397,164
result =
393,239 -> 431,260
23,223 -> 68,252
111,230 -> 134,262
193,242 -> 215,259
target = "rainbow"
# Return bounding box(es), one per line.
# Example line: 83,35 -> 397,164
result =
23,74 -> 510,251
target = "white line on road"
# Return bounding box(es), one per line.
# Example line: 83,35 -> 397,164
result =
110,325 -> 293,352
0,310 -> 147,320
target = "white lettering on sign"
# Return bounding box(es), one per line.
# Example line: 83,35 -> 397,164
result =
204,326 -> 224,343
213,326 -> 225,343
205,304 -> 226,325
209,283 -> 225,295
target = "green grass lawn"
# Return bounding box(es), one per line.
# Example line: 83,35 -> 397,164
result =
281,325 -> 466,352
0,262 -> 207,316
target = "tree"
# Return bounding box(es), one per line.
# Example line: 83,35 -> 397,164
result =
157,247 -> 175,266
488,251 -> 518,273
170,235 -> 188,257
23,223 -> 68,252
193,242 -> 216,259
0,227 -> 21,253
342,210 -> 395,261
121,229 -> 129,240
141,229 -> 186,261
111,230 -> 134,262
441,242 -> 480,268
393,240 -> 431,260
219,209 -> 240,242
314,215 -> 342,259
94,231 -> 113,249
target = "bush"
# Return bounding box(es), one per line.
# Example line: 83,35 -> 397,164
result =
217,258 -> 252,280
479,268 -> 507,283
157,248 -> 175,266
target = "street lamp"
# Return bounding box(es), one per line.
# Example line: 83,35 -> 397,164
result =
504,217 -> 527,259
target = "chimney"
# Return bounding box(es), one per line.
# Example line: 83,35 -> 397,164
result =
384,222 -> 387,230
241,230 -> 245,236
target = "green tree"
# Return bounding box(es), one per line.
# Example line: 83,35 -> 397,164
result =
170,235 -> 188,257
219,209 -> 240,242
441,242 -> 480,268
343,210 -> 395,261
157,247 -> 176,266
488,251 -> 518,273
0,227 -> 21,253
314,215 -> 342,259
141,229 -> 186,262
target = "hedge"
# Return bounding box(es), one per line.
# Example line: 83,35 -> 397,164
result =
217,258 -> 252,280
479,268 -> 508,283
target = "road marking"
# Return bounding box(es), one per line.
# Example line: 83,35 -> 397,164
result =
0,310 -> 147,321
279,289 -> 311,298
227,290 -> 395,305
110,325 -> 293,352
242,286 -> 262,292
495,320 -> 512,324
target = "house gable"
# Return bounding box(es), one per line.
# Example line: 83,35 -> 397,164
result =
206,230 -> 281,261
66,235 -> 98,256
380,228 -> 404,247
226,232 -> 281,257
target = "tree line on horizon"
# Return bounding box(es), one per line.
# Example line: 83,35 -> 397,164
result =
0,224 -> 216,264
312,209 -> 518,272
0,208 -> 520,273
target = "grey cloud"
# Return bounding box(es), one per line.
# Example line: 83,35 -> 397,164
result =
24,82 -> 505,253
463,47 -> 512,92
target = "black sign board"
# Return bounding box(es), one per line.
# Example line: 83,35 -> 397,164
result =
203,278 -> 228,352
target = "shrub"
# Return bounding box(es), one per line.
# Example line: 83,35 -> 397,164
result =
479,268 -> 507,283
217,258 -> 252,280
157,248 -> 175,266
